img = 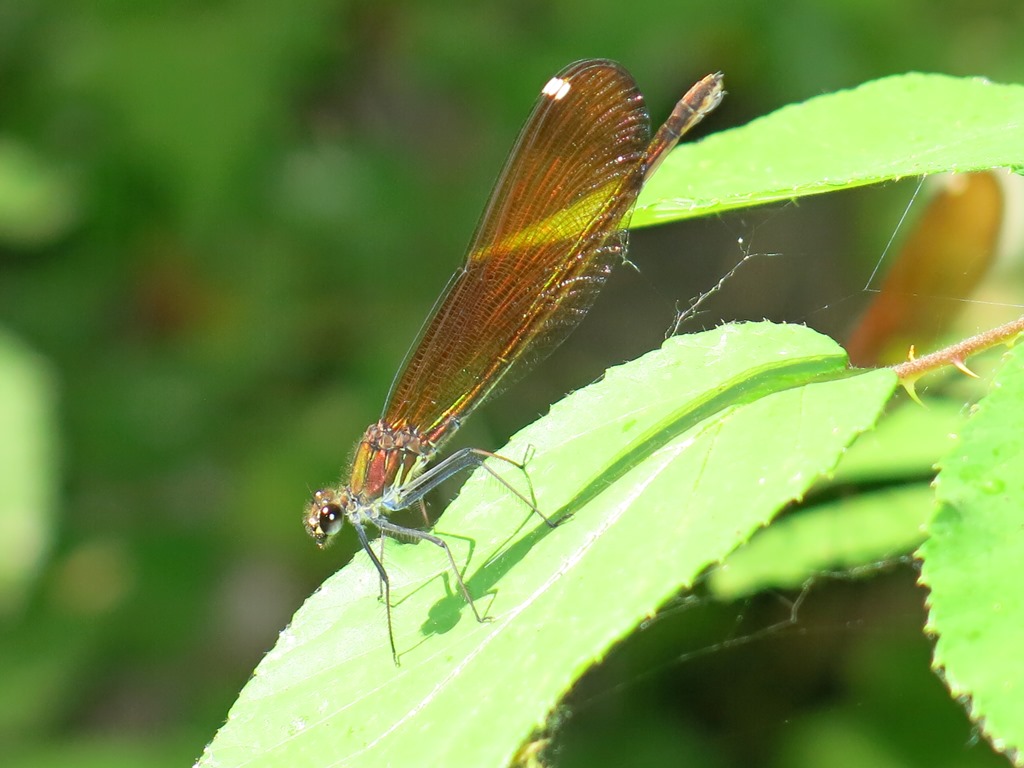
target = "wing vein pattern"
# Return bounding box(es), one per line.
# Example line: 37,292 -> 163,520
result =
384,60 -> 651,443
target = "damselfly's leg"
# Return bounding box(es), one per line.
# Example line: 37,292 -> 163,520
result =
377,532 -> 387,601
353,522 -> 399,665
375,518 -> 486,624
390,446 -> 554,527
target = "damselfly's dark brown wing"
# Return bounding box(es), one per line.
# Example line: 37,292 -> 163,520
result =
383,59 -> 650,442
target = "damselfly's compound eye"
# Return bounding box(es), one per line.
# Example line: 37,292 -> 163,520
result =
318,503 -> 344,537
304,489 -> 346,547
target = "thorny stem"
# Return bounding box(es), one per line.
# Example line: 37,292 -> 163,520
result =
890,315 -> 1024,382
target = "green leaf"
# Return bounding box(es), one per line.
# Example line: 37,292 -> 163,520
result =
829,399 -> 965,486
197,322 -> 897,767
634,73 -> 1024,225
919,345 -> 1024,765
0,330 -> 56,614
708,399 -> 964,600
709,483 -> 933,600
709,398 -> 969,600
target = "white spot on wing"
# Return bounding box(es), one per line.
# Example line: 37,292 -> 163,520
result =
542,76 -> 571,100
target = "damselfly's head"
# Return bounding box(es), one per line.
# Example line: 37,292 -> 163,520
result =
304,488 -> 350,548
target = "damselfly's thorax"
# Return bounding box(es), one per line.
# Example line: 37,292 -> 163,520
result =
348,421 -> 436,501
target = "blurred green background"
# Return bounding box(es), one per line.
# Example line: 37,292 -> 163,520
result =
1,1 -> 1022,766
